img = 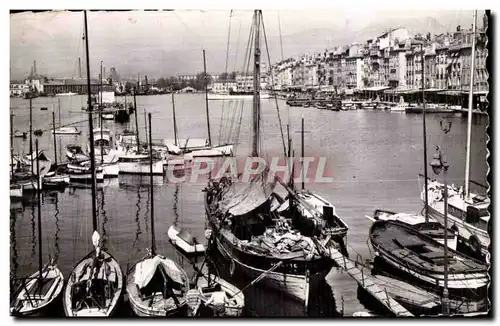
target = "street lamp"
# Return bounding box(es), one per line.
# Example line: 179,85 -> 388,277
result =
430,145 -> 450,315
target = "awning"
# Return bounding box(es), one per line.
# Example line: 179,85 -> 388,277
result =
134,256 -> 184,289
219,174 -> 276,217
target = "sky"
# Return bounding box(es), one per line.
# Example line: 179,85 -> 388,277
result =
9,9 -> 480,81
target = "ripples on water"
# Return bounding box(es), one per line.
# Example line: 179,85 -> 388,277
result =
10,95 -> 488,317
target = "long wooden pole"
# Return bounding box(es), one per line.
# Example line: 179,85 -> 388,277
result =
100,61 -> 103,163
133,88 -> 140,149
421,44 -> 429,224
84,10 -> 98,232
203,49 -> 212,147
35,139 -> 42,279
251,10 -> 261,157
52,111 -> 57,166
148,113 -> 156,256
172,92 -> 178,146
10,113 -> 14,176
29,97 -> 33,174
465,10 -> 477,198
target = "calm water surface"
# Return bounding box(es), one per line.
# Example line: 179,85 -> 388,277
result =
10,94 -> 488,316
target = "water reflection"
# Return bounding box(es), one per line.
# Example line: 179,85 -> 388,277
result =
100,188 -> 108,251
30,201 -> 36,260
172,183 -> 180,226
53,192 -> 61,263
10,208 -> 19,286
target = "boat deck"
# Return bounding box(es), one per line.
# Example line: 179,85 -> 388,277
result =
325,245 -> 413,317
371,222 -> 485,273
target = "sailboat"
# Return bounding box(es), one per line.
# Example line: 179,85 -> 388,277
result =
62,11 -> 124,317
10,139 -> 64,316
117,90 -> 166,175
126,113 -> 190,317
204,10 -> 347,308
421,11 -> 490,261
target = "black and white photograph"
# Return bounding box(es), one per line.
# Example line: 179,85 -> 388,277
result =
8,7 -> 491,318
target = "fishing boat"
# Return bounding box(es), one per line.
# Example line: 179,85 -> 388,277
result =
10,140 -> 64,316
118,152 -> 164,175
205,11 -> 347,309
194,273 -> 244,317
366,209 -> 457,250
369,220 -> 488,297
66,144 -> 89,162
102,112 -> 115,120
63,11 -> 124,317
10,183 -> 23,199
207,90 -> 271,100
52,127 -> 81,135
67,162 -> 104,183
167,225 -> 205,255
43,171 -> 70,189
391,97 -> 410,112
14,130 -> 27,138
126,112 -> 190,317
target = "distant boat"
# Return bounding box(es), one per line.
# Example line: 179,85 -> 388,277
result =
167,225 -> 205,255
207,91 -> 271,100
52,127 -> 81,135
43,171 -> 70,189
118,152 -> 164,175
56,92 -> 77,96
13,130 -> 27,138
10,183 -> 23,199
66,144 -> 89,162
67,162 -> 104,183
102,112 -> 115,120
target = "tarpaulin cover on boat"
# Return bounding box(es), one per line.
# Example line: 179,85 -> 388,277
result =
134,256 -> 184,289
219,174 -> 276,217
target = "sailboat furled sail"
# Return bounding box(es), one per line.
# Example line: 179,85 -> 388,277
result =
62,11 -> 124,317
204,10 -> 348,310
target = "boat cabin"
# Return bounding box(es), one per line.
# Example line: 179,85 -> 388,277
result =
447,195 -> 490,232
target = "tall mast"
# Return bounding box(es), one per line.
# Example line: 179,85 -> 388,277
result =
10,113 -> 14,176
52,111 -> 58,166
251,10 -> 261,157
148,113 -> 156,256
84,10 -> 98,232
301,115 -> 305,190
465,10 -> 477,199
203,49 -> 212,147
172,92 -> 178,146
35,139 -> 42,280
100,61 -> 104,163
29,97 -> 33,175
421,43 -> 429,224
133,88 -> 140,149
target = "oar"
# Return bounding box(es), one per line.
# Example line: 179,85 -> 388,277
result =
229,261 -> 283,299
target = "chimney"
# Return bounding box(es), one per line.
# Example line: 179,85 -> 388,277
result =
103,67 -> 106,80
145,75 -> 148,85
78,58 -> 82,78
33,60 -> 37,76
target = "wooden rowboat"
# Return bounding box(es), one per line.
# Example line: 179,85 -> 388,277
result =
168,225 -> 205,255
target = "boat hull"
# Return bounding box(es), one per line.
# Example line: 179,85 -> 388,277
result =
118,160 -> 164,175
369,221 -> 489,296
214,236 -> 323,305
11,265 -> 64,317
62,250 -> 124,317
101,163 -> 119,178
167,226 -> 205,254
196,275 -> 244,317
10,186 -> 23,199
208,93 -> 271,100
427,203 -> 489,257
189,144 -> 233,157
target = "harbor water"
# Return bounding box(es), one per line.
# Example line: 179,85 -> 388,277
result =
10,94 -> 488,316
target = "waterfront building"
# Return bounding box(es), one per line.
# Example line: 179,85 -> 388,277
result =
435,45 -> 449,90
211,80 -> 237,93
